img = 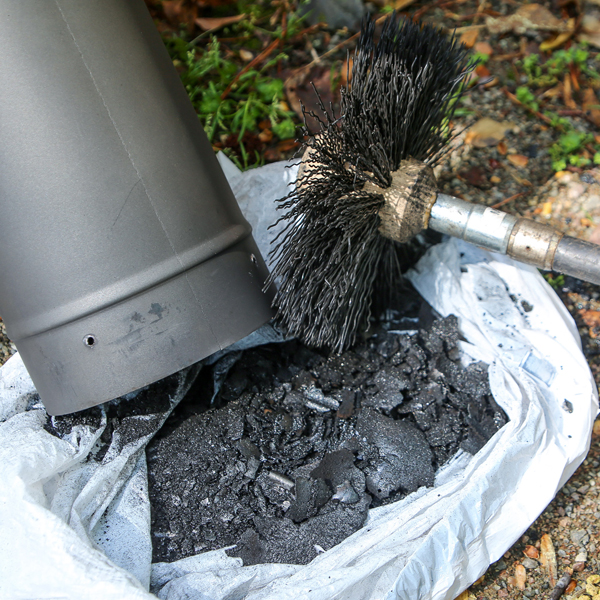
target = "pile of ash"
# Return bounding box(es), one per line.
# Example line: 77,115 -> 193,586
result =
147,310 -> 507,566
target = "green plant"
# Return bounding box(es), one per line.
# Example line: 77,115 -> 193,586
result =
547,45 -> 598,80
514,44 -> 600,172
161,0 -> 307,169
516,86 -> 539,112
518,45 -> 599,88
548,130 -> 594,171
174,37 -> 297,169
469,51 -> 489,66
544,273 -> 565,290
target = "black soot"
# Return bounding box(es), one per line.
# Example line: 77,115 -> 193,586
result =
146,296 -> 508,566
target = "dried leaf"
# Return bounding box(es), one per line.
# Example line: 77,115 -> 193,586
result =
563,73 -> 577,110
583,14 -> 600,34
486,4 -> 570,35
163,0 -> 198,29
539,31 -> 574,51
340,57 -> 354,87
258,129 -> 273,142
393,0 -> 417,9
162,0 -> 184,21
583,88 -> 600,128
474,41 -> 493,55
541,85 -> 562,100
510,172 -> 533,186
586,574 -> 600,596
566,580 -> 577,594
580,310 -> 600,328
579,32 -> 600,49
465,118 -> 514,147
515,564 -> 527,590
497,141 -> 508,155
508,154 -> 529,168
540,534 -> 558,587
460,29 -> 479,48
524,545 -> 540,559
284,66 -> 339,132
475,64 -> 490,78
460,166 -> 488,187
195,14 -> 245,31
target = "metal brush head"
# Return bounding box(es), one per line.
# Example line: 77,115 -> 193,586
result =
267,14 -> 475,352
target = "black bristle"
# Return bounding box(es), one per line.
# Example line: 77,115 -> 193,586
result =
267,14 -> 475,352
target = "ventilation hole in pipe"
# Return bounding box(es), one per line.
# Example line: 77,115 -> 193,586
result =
83,335 -> 97,348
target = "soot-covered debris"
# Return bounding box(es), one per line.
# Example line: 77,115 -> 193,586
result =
147,309 -> 508,566
43,367 -> 199,462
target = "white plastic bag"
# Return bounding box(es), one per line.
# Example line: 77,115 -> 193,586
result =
0,157 -> 596,600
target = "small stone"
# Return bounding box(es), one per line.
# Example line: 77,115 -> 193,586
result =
568,183 -> 585,200
583,194 -> 600,210
522,558 -> 539,569
507,154 -> 529,168
571,529 -> 589,545
239,49 -> 254,62
558,516 -> 571,527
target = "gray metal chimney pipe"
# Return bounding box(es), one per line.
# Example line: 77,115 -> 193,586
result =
0,0 -> 274,415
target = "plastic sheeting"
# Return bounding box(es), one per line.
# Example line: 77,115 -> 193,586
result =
0,157 -> 597,600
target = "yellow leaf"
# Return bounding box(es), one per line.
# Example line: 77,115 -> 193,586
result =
540,31 -> 573,51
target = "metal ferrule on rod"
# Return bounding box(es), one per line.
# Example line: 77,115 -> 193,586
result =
430,194 -> 565,269
429,194 -> 600,285
429,194 -> 517,254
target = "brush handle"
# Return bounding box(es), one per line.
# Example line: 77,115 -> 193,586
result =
429,194 -> 600,286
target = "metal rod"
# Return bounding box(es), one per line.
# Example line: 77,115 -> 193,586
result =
428,194 -> 600,286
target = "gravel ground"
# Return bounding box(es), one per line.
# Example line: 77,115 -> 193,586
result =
0,319 -> 17,364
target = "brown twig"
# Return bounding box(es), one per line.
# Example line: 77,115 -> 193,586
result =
547,571 -> 572,600
413,0 -> 465,20
221,38 -> 280,101
490,52 -> 522,61
491,191 -> 526,209
502,87 -> 563,130
558,108 -> 600,130
472,0 -> 487,24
